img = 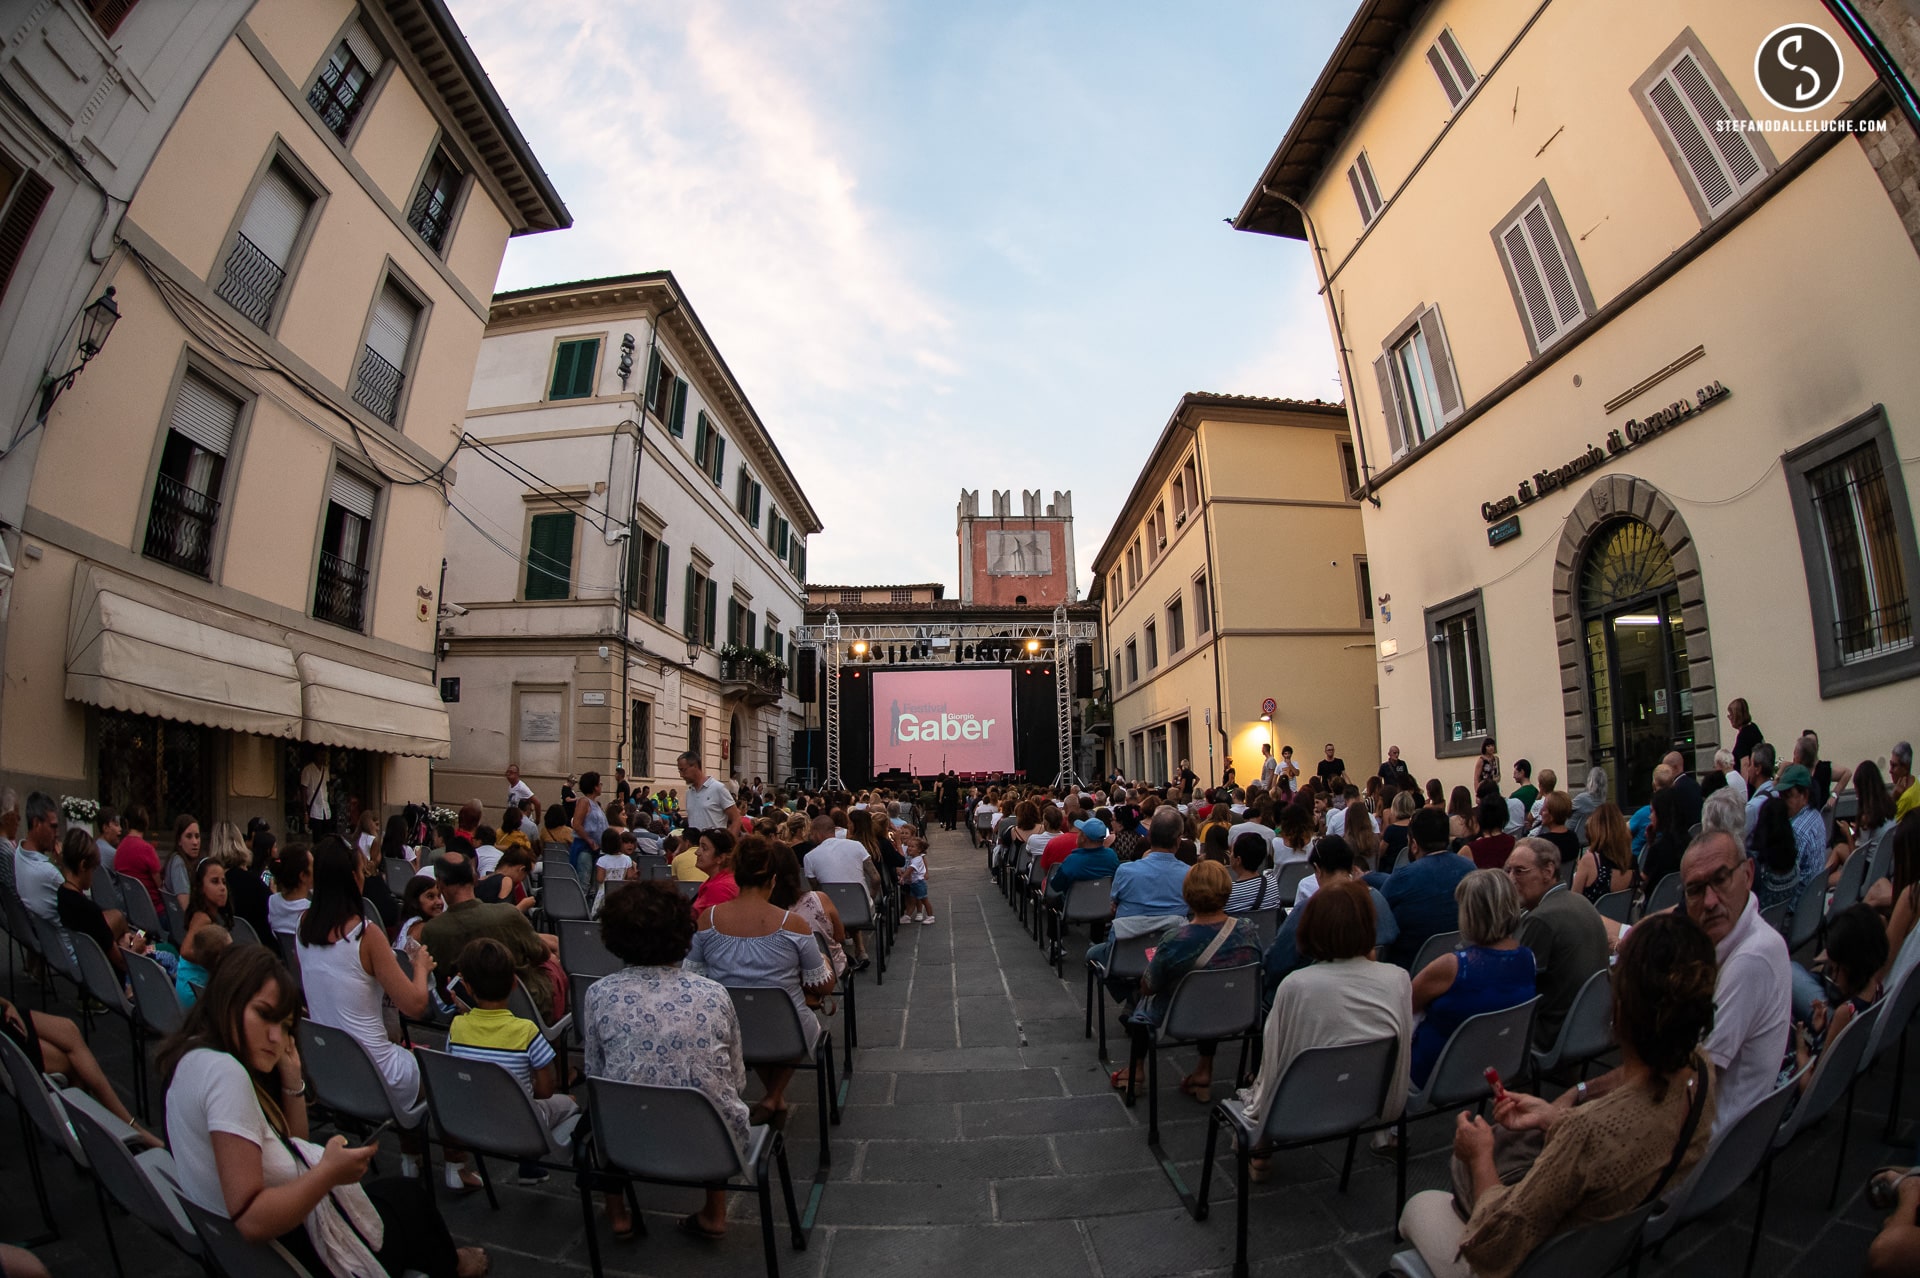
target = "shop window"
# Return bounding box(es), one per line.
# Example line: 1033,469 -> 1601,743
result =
1426,590 -> 1494,757
96,711 -> 210,836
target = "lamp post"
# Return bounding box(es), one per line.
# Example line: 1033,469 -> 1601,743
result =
37,287 -> 121,422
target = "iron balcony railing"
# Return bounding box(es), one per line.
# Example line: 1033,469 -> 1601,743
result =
307,60 -> 368,139
143,474 -> 220,577
352,346 -> 404,424
313,551 -> 369,630
1837,601 -> 1913,664
408,183 -> 452,252
213,233 -> 286,329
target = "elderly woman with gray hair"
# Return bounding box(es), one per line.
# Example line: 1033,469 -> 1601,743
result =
1408,869 -> 1536,1088
1568,767 -> 1608,849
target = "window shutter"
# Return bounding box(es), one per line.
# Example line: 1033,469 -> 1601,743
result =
735,467 -> 748,514
797,542 -> 807,582
704,579 -> 717,646
525,511 -> 574,600
1498,200 -> 1586,352
726,598 -> 739,646
550,338 -> 597,399
1524,205 -> 1582,331
172,373 -> 241,456
1372,354 -> 1410,458
0,170 -> 51,306
693,411 -> 708,463
749,481 -> 761,527
767,507 -> 780,551
1427,45 -> 1465,107
711,435 -> 725,483
745,610 -> 757,650
644,348 -> 662,406
366,282 -> 416,366
684,565 -> 698,638
1348,153 -> 1383,223
328,468 -> 378,519
1416,306 -> 1463,420
1646,52 -> 1764,218
340,20 -> 383,73
668,377 -> 688,435
652,541 -> 669,620
239,165 -> 310,267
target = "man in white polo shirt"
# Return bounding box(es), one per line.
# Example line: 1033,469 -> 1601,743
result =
676,751 -> 741,839
801,813 -> 877,970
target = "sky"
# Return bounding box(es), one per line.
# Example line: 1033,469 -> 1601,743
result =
451,0 -> 1354,594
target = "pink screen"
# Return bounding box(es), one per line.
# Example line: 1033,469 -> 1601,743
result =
871,669 -> 1015,774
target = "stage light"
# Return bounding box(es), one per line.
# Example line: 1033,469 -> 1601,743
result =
1024,638 -> 1042,653
851,641 -> 868,656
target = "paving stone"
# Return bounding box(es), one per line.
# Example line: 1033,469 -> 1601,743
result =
860,1134 -> 1059,1181
825,1220 -> 1093,1278
994,1168 -> 1188,1221
893,1068 -> 1065,1104
816,1179 -> 996,1225
959,1092 -> 1134,1136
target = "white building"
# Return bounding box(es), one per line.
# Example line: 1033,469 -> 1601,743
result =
436,272 -> 820,805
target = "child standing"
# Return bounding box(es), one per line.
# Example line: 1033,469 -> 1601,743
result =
592,829 -> 634,915
902,836 -> 933,925
447,937 -> 578,1183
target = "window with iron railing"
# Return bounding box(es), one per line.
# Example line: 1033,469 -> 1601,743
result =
1809,443 -> 1912,664
143,374 -> 238,578
354,282 -> 418,424
308,22 -> 383,141
313,471 -> 377,630
352,346 -> 404,423
216,163 -> 312,330
408,149 -> 461,253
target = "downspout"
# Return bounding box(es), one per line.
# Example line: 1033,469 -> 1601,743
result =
1822,1 -> 1920,138
1189,416 -> 1230,787
1261,185 -> 1382,509
613,298 -> 676,777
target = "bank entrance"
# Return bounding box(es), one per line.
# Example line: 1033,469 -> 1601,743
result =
1580,517 -> 1695,811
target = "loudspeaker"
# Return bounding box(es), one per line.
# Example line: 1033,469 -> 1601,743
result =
797,648 -> 817,702
1074,644 -> 1093,698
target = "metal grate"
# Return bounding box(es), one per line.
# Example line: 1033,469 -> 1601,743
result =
142,473 -> 221,577
1810,444 -> 1912,663
213,233 -> 286,329
307,57 -> 371,140
352,345 -> 405,423
313,551 -> 369,630
1580,518 -> 1676,612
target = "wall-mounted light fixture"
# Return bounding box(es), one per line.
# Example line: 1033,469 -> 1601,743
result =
38,287 -> 120,422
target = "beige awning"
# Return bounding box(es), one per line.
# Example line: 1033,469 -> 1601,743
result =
66,568 -> 303,739
297,653 -> 450,759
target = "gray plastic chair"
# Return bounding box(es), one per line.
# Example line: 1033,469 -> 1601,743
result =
818,882 -> 882,984
1408,929 -> 1460,977
558,917 -> 623,978
1866,958 -> 1920,1144
1390,1201 -> 1656,1278
295,1020 -> 428,1152
1762,1000 -> 1882,1214
1395,997 -> 1540,1215
64,1087 -> 201,1272
416,1046 -> 582,1210
0,886 -> 37,1002
1197,1036 -> 1399,1276
1786,869 -> 1829,956
1828,840 -> 1873,918
1246,907 -> 1281,953
1045,877 -> 1113,975
115,872 -> 163,942
1275,861 -> 1311,906
162,892 -> 188,946
91,870 -> 126,915
124,949 -> 185,1038
637,858 -> 674,881
0,1026 -> 76,1237
1640,1069 -> 1799,1257
1135,963 -> 1262,1146
29,912 -> 82,999
228,916 -> 261,947
676,879 -> 700,901
1643,872 -> 1683,917
728,986 -> 840,1171
71,932 -> 147,1114
1531,968 -> 1613,1079
181,1198 -> 317,1278
1864,823 -> 1897,889
385,860 -> 419,896
506,977 -> 573,1048
1595,889 -> 1635,925
541,872 -> 591,922
1085,932 -> 1154,1059
580,1078 -> 805,1278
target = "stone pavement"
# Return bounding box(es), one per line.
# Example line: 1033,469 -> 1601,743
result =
0,826 -> 1905,1276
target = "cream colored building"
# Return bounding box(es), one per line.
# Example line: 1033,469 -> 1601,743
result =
435,273 -> 820,806
1236,0 -> 1920,810
0,0 -> 566,833
1092,394 -> 1378,791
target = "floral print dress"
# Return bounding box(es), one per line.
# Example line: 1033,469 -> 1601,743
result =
582,965 -> 751,1158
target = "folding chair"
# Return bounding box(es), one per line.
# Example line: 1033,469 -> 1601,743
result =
295,1020 -> 429,1176
1639,1070 -> 1799,1268
814,932 -> 856,1074
542,871 -> 591,923
1785,869 -> 1828,959
181,1199 -> 322,1278
415,1046 -> 582,1210
0,1026 -> 75,1241
228,916 -> 261,947
1393,997 -> 1539,1217
676,880 -> 700,901
63,1088 -> 202,1274
1274,861 -> 1311,906
1407,929 -> 1460,976
1196,1036 -> 1399,1275
1129,963 -> 1262,1148
124,949 -> 185,1039
729,987 -> 840,1172
0,886 -> 36,1002
274,932 -> 303,993
385,860 -> 419,896
1595,889 -> 1634,925
637,858 -> 674,881
558,917 -> 623,978
1247,907 -> 1280,953
819,882 -> 882,985
1864,823 -> 1897,889
1759,901 -> 1791,936
1530,968 -> 1613,1083
1756,1000 -> 1881,1220
29,913 -> 84,1008
1390,1202 -> 1655,1278
507,977 -> 573,1049
1085,933 -> 1153,1060
1642,872 -> 1683,918
115,872 -> 164,942
91,869 -> 126,915
579,1079 -> 805,1278
163,892 -> 188,946
72,932 -> 147,1115
1828,839 -> 1874,917
1866,956 -> 1920,1140
1045,877 -> 1113,975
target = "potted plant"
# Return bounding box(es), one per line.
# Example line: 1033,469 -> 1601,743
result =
60,795 -> 99,836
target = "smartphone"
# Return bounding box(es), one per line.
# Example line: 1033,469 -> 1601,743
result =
1483,1066 -> 1509,1103
359,1118 -> 396,1147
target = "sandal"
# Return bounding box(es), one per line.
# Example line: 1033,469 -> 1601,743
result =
1178,1075 -> 1212,1103
677,1212 -> 727,1241
1108,1069 -> 1138,1092
605,1196 -> 635,1239
455,1247 -> 491,1277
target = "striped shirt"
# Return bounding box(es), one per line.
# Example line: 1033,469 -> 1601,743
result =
448,1006 -> 553,1095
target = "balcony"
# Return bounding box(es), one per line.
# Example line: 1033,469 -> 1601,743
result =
352,346 -> 404,424
307,62 -> 368,140
718,654 -> 785,706
213,233 -> 286,329
142,474 -> 220,577
408,184 -> 452,253
313,551 -> 369,631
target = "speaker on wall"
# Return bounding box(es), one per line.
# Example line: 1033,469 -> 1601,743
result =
1074,644 -> 1094,698
797,648 -> 817,702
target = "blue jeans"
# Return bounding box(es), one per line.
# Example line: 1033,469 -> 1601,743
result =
1791,961 -> 1827,1024
569,838 -> 595,886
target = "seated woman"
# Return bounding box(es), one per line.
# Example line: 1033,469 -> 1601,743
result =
1465,795 -> 1516,871
266,845 -> 312,943
1793,903 -> 1889,1070
1399,911 -> 1717,1278
1110,860 -> 1263,1102
1225,833 -> 1278,914
1409,869 -> 1535,1089
54,828 -> 144,977
586,880 -> 751,1241
1238,880 -> 1411,1181
767,841 -> 848,988
4,993 -> 159,1146
686,837 -> 834,1127
1753,796 -> 1802,914
1571,802 -> 1636,905
158,945 -> 485,1277
1264,837 -> 1398,993
1533,791 -> 1581,873
183,857 -> 233,946
690,829 -> 739,913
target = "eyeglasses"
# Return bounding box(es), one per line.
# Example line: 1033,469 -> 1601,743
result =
1682,861 -> 1741,903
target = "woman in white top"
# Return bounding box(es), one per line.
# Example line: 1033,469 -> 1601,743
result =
159,943 -> 485,1277
267,845 -> 312,941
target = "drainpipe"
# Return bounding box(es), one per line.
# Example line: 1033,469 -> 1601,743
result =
1822,1 -> 1920,138
612,297 -> 678,777
1189,417 -> 1231,785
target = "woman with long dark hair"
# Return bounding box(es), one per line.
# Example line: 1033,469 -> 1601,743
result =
183,857 -> 233,943
164,812 -> 205,914
569,770 -> 607,885
159,945 -> 486,1276
1752,796 -> 1801,912
1641,787 -> 1688,891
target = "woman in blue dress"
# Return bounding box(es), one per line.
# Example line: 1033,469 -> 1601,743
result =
1409,867 -> 1536,1088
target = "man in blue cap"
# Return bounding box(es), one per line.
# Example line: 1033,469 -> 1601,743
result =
1777,763 -> 1826,892
1045,816 -> 1119,963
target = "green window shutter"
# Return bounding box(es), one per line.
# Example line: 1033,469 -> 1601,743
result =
550,338 -> 598,399
711,434 -> 726,484
797,542 -> 806,582
624,528 -> 641,606
644,348 -> 661,405
749,481 -> 761,527
734,467 -> 747,514
525,511 -> 574,600
726,598 -> 739,647
653,541 -> 670,621
766,507 -> 779,551
693,412 -> 708,464
684,565 -> 698,638
744,609 -> 757,650
704,578 -> 717,647
668,377 -> 688,436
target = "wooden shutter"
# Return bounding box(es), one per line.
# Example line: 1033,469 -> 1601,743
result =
703,579 -> 717,646
644,348 -> 662,407
239,165 -> 310,267
652,541 -> 669,620
735,467 -> 748,514
1499,199 -> 1585,352
0,170 -> 51,307
1416,306 -> 1463,420
525,512 -> 574,600
668,377 -> 688,436
726,597 -> 741,647
328,468 -> 378,519
1427,44 -> 1465,107
85,0 -> 141,36
745,609 -> 757,650
749,481 -> 761,526
710,434 -> 726,484
366,282 -> 417,366
684,565 -> 699,638
1428,29 -> 1475,106
1347,153 -> 1382,223
550,338 -> 597,399
693,411 -> 708,465
1645,51 -> 1765,218
1372,354 -> 1410,458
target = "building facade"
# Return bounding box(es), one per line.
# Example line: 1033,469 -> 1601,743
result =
0,0 -> 565,834
1236,0 -> 1920,808
957,488 -> 1079,607
1092,394 -> 1378,792
436,273 -> 820,806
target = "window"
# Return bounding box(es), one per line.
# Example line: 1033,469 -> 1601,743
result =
767,509 -> 791,558
1356,556 -> 1373,622
1126,538 -> 1142,590
407,148 -> 461,254
1125,639 -> 1139,685
144,372 -> 238,578
82,1 -> 142,36
644,351 -> 687,435
889,588 -> 912,604
684,565 -> 717,646
725,597 -> 755,649
523,511 -> 575,600
216,161 -> 314,330
1112,649 -> 1121,688
1347,151 -> 1384,225
624,529 -> 668,622
1144,619 -> 1159,671
1636,36 -> 1771,224
790,537 -> 806,583
1130,731 -> 1145,779
354,279 -> 419,424
314,468 -> 377,629
688,712 -> 703,760
1427,28 -> 1478,107
1374,305 -> 1463,457
692,411 -> 725,484
0,160 -> 52,310
1194,572 -> 1212,635
1339,440 -> 1361,499
735,466 -> 762,528
1785,408 -> 1920,695
765,615 -> 783,661
838,588 -> 861,605
1108,569 -> 1122,606
1494,184 -> 1592,357
307,19 -> 383,142
1178,457 -> 1199,521
1166,598 -> 1185,654
630,700 -> 650,775
548,337 -> 599,401
1151,503 -> 1167,554
1427,591 -> 1494,756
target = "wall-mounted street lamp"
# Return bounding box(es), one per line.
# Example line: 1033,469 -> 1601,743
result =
38,287 -> 120,422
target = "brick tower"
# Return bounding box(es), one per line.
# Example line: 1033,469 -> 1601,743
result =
956,489 -> 1079,607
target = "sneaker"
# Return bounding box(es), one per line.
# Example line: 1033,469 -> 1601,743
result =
516,1164 -> 550,1186
900,914 -> 912,925
921,914 -> 936,924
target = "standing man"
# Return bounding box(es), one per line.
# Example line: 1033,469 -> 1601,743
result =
939,770 -> 960,830
1259,743 -> 1280,791
506,764 -> 534,810
677,750 -> 743,839
300,748 -> 333,836
1176,758 -> 1198,800
1316,742 -> 1345,785
1377,746 -> 1411,788
1221,757 -> 1236,789
1662,750 -> 1703,835
1278,744 -> 1300,786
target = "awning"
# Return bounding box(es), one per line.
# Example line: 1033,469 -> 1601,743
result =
297,653 -> 450,759
66,568 -> 303,739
